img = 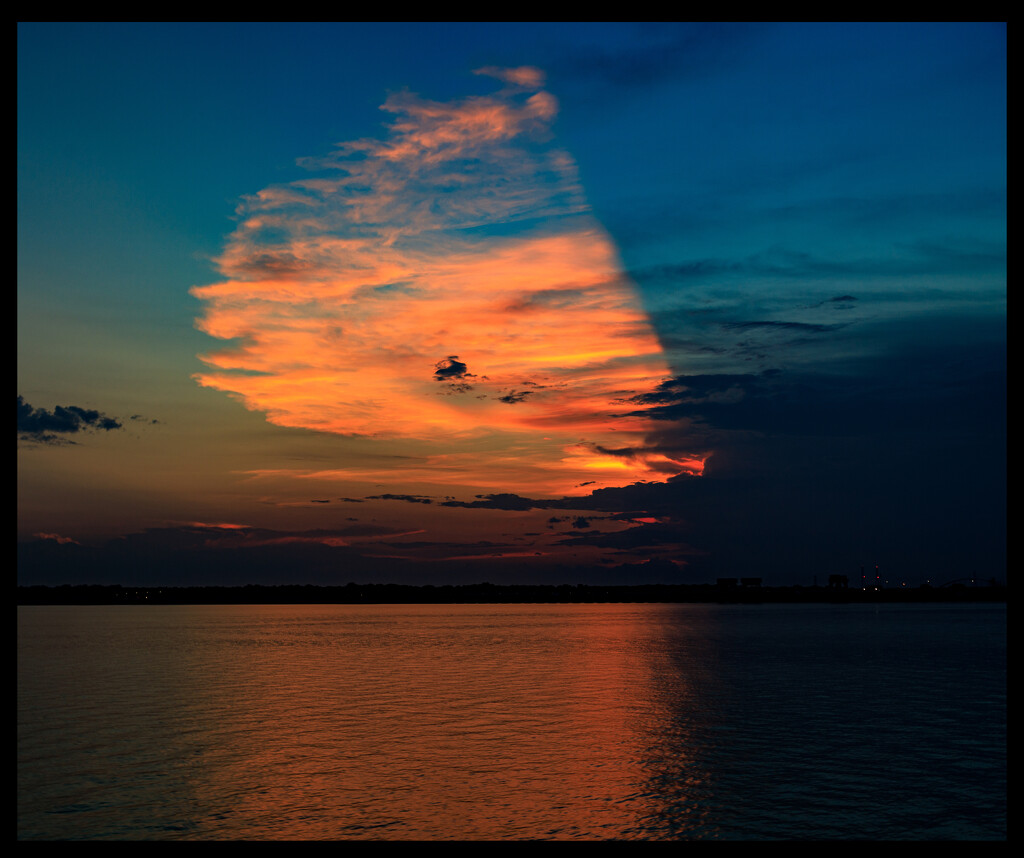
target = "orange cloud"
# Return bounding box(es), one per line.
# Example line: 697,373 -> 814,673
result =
34,532 -> 81,545
473,65 -> 547,91
192,70 -> 689,495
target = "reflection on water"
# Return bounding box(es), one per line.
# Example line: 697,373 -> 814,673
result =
18,603 -> 1005,840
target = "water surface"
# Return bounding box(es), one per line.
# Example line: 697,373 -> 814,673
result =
18,602 -> 1006,840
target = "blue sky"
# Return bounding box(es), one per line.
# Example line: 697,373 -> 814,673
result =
18,23 -> 1005,587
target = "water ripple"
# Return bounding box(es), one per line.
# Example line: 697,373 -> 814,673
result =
19,603 -> 1005,840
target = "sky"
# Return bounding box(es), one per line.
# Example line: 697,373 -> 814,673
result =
18,22 -> 1006,588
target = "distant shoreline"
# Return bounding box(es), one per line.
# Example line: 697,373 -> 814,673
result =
16,583 -> 1007,606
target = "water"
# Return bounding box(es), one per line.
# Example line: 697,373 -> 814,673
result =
18,602 -> 1006,840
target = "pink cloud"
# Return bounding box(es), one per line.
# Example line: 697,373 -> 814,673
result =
34,532 -> 80,545
473,65 -> 547,90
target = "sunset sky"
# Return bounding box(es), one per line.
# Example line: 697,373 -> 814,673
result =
18,22 -> 1006,587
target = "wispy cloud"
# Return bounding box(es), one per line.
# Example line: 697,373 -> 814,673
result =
192,70 -> 688,494
552,23 -> 764,90
34,532 -> 81,545
473,64 -> 547,91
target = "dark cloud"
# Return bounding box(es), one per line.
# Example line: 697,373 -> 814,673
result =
367,493 -> 434,504
18,395 -> 123,444
436,489 -> 671,516
626,372 -> 772,411
635,239 -> 1006,291
498,390 -> 533,404
552,22 -> 765,91
437,382 -> 474,395
631,328 -> 1006,440
433,356 -> 473,381
441,493 -> 543,511
557,519 -> 696,552
407,327 -> 1004,585
433,356 -> 477,394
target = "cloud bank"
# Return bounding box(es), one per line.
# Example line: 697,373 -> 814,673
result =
192,68 -> 692,494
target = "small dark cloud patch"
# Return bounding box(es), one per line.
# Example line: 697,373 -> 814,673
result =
434,356 -> 477,393
438,382 -> 474,396
441,493 -> 538,511
337,497 -> 366,503
367,493 -> 434,504
625,371 -> 777,418
499,390 -> 533,404
18,395 -> 123,444
572,516 -> 591,529
433,356 -> 474,381
310,499 -> 332,504
591,443 -> 644,458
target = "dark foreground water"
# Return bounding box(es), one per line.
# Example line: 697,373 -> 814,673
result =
18,602 -> 1005,840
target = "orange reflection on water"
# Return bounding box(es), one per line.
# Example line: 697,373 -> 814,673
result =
168,604 -> 713,840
